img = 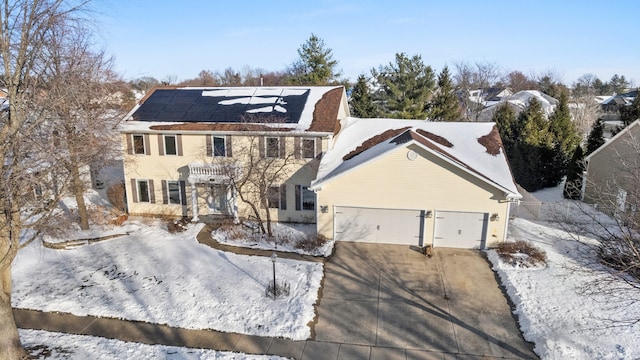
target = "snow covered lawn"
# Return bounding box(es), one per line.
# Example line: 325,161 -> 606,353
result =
488,195 -> 640,359
12,219 -> 324,340
20,329 -> 285,360
213,221 -> 334,257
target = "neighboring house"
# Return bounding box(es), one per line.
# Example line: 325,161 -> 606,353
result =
468,87 -> 513,107
311,118 -> 521,249
476,90 -> 558,122
583,119 -> 640,218
121,86 -> 349,223
600,90 -> 637,116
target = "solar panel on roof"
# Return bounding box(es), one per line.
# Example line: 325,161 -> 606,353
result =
133,88 -> 310,124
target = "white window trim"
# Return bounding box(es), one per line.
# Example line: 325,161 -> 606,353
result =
167,180 -> 181,205
132,134 -> 146,155
302,137 -> 316,159
164,134 -> 177,156
265,137 -> 280,158
213,136 -> 226,157
137,179 -> 150,203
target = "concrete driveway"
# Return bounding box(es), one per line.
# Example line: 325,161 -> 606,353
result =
312,242 -> 538,359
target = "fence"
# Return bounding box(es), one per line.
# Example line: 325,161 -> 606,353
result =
509,184 -> 542,220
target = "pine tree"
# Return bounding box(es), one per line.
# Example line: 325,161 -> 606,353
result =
429,66 -> 462,121
513,98 -> 553,191
287,34 -> 341,85
492,102 -> 518,155
373,52 -> 435,119
620,92 -> 640,127
545,92 -> 580,187
549,92 -> 580,157
349,74 -> 378,118
563,146 -> 585,200
585,118 -> 605,155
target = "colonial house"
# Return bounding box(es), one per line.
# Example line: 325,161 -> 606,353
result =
122,86 -> 349,223
122,86 -> 521,249
583,119 -> 640,218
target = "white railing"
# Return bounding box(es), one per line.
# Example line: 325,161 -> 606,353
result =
188,163 -> 240,184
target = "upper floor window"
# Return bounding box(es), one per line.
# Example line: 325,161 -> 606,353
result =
302,138 -> 316,159
133,134 -> 146,155
164,135 -> 177,155
266,137 -> 280,158
213,136 -> 226,157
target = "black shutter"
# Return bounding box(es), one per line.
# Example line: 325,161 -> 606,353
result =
161,180 -> 168,204
158,134 -> 164,156
295,185 -> 301,211
279,137 -> 286,159
294,137 -> 301,159
259,137 -> 265,158
130,179 -> 138,203
280,184 -> 287,210
315,137 -> 322,159
144,134 -> 151,155
177,135 -> 183,156
126,135 -> 133,155
226,135 -> 233,157
206,135 -> 212,157
148,179 -> 156,203
179,180 -> 187,205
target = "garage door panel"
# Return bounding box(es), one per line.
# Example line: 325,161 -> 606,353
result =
434,211 -> 488,249
335,206 -> 422,245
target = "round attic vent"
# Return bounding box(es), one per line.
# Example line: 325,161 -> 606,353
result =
407,150 -> 418,161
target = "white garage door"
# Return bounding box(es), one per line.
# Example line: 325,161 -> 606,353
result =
334,206 -> 423,245
433,211 -> 488,249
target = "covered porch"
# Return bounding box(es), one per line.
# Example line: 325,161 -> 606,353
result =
188,163 -> 241,223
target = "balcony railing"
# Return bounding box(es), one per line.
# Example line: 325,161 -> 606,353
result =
188,162 -> 240,184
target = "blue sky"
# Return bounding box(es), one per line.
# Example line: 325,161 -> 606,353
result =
95,0 -> 640,86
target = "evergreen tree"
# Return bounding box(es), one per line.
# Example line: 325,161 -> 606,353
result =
549,92 -> 580,157
492,102 -> 518,155
514,97 -> 551,191
620,92 -> 640,127
287,34 -> 341,85
545,92 -> 580,187
563,146 -> 585,200
349,74 -> 378,118
429,66 -> 462,121
585,118 -> 605,155
372,52 -> 435,119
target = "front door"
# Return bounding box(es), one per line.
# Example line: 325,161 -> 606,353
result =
207,185 -> 227,214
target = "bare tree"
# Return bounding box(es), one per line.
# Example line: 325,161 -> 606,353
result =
43,24 -> 124,230
558,132 -> 640,326
0,1 -> 95,357
215,117 -> 308,238
452,61 -> 502,121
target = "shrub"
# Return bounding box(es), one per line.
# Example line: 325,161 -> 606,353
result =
495,240 -> 547,267
107,182 -> 126,212
295,234 -> 327,251
167,217 -> 190,233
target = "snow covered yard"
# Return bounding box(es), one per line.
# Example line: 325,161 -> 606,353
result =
19,329 -> 285,360
213,221 -> 334,257
488,186 -> 640,359
12,218 -> 324,341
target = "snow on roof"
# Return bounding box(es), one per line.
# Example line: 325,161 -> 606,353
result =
123,86 -> 342,133
312,117 -> 520,197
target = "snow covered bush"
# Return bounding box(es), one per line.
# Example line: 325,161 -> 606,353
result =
495,240 -> 547,268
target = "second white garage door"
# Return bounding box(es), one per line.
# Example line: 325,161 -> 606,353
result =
433,211 -> 488,249
334,206 -> 423,245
